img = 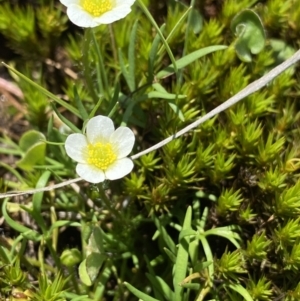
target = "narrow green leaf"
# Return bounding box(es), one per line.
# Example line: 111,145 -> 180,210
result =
49,221 -> 81,233
124,282 -> 160,301
2,63 -> 80,117
164,247 -> 176,264
51,104 -> 81,133
91,29 -> 109,98
174,206 -> 192,301
74,85 -> 89,120
0,162 -> 27,185
198,235 -> 214,278
148,24 -> 165,80
179,228 -> 197,241
2,199 -> 39,237
89,97 -> 103,119
137,0 -> 178,76
82,29 -> 98,103
0,245 -> 11,264
146,273 -> 175,301
32,171 -> 51,233
128,20 -> 139,91
162,6 -> 192,49
118,48 -> 132,91
107,82 -> 120,117
148,91 -> 186,100
168,101 -> 185,121
156,45 -> 227,79
153,217 -> 176,254
227,283 -> 254,301
180,283 -> 201,290
204,226 -> 241,248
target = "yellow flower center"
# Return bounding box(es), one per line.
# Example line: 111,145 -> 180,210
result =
81,0 -> 113,17
87,142 -> 117,170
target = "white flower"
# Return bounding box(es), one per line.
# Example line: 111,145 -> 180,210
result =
65,115 -> 135,183
59,0 -> 136,28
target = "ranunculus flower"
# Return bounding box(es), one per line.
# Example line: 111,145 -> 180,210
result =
65,115 -> 135,183
59,0 -> 136,28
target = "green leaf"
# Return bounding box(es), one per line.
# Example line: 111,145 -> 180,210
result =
86,252 -> 107,283
107,82 -> 120,117
198,235 -> 214,278
118,48 -> 131,91
137,0 -> 178,76
2,199 -> 41,241
151,83 -> 185,120
174,206 -> 192,301
190,7 -> 203,34
204,226 -> 241,248
16,130 -> 46,171
124,282 -> 160,301
3,63 -> 80,117
156,45 -> 227,79
179,228 -> 197,241
227,283 -> 254,301
148,91 -> 186,100
164,248 -> 176,264
79,259 -> 92,286
146,273 -> 175,301
51,103 -> 81,133
148,24 -> 165,80
128,20 -> 138,92
74,85 -> 89,120
231,9 -> 266,62
88,226 -> 104,254
91,29 -> 109,99
31,171 -> 51,233
153,217 -> 176,255
49,221 -> 81,233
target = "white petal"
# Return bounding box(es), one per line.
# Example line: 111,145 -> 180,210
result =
66,5 -> 100,28
105,158 -> 134,180
110,127 -> 135,158
76,163 -> 105,183
115,0 -> 136,6
65,133 -> 88,163
92,6 -> 132,24
86,115 -> 115,144
59,0 -> 79,6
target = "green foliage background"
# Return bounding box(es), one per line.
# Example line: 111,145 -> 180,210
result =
1,0 -> 300,300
